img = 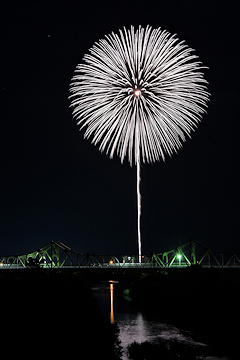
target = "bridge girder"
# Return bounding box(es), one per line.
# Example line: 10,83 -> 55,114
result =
0,240 -> 239,269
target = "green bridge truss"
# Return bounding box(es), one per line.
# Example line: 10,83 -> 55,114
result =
0,240 -> 239,269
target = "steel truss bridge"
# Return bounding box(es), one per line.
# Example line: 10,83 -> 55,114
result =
0,240 -> 239,269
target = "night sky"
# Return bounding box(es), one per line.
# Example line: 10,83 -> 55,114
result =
1,0 -> 240,257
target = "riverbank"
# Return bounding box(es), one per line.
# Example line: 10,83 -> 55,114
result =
0,269 -> 122,359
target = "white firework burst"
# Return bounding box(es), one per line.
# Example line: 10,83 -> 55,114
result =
69,25 -> 210,262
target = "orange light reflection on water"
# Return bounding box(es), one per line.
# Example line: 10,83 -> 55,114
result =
110,282 -> 114,324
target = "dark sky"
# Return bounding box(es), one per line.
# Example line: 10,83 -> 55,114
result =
1,0 -> 240,256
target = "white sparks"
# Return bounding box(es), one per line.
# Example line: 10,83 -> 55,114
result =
69,25 -> 210,262
69,25 -> 209,166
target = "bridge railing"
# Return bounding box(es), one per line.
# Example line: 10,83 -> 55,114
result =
0,240 -> 239,269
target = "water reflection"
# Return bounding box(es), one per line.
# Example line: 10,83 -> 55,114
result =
118,312 -> 205,350
92,283 -> 231,360
110,282 -> 114,324
119,312 -> 149,349
109,280 -> 119,324
117,312 -> 231,360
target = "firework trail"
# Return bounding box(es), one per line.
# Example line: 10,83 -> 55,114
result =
69,26 -> 209,262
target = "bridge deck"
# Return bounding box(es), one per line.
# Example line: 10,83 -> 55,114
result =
0,240 -> 239,269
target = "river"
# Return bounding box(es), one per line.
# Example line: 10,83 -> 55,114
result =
92,281 -> 232,360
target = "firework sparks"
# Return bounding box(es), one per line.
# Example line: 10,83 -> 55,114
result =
69,25 -> 209,262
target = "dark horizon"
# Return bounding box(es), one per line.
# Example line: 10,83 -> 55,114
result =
1,0 -> 240,257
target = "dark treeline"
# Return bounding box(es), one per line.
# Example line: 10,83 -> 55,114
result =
0,269 -> 122,359
125,266 -> 240,359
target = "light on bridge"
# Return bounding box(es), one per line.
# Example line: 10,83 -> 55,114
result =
177,254 -> 182,265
